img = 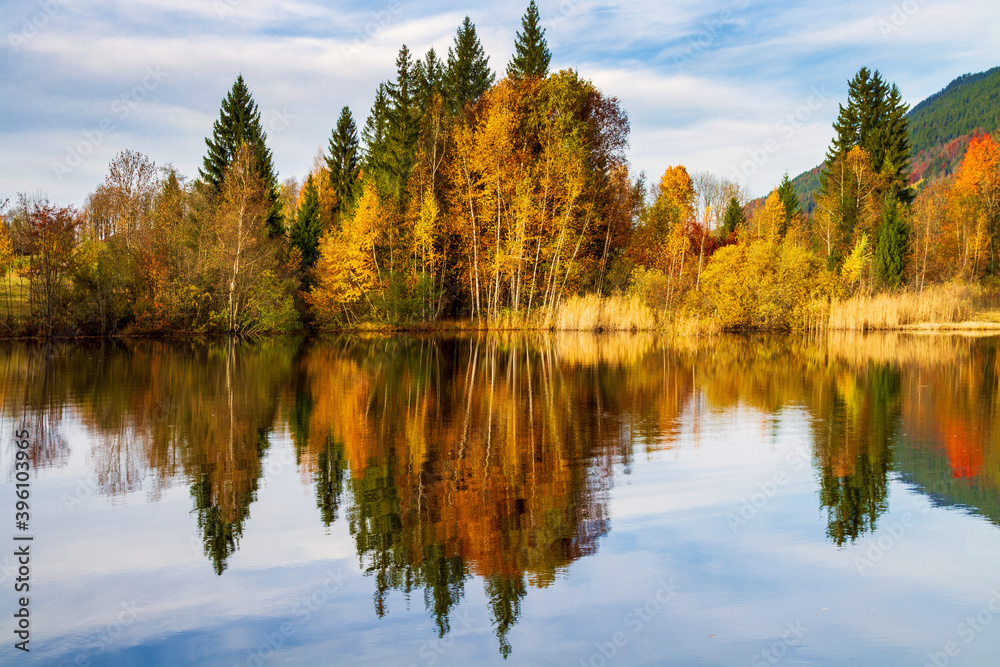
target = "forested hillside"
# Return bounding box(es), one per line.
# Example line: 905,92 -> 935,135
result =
793,65 -> 1000,207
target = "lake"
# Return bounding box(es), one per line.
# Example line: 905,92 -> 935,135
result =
2,333 -> 1000,666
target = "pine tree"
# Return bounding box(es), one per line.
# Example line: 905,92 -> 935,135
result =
507,1 -> 551,81
721,196 -> 745,237
201,75 -> 284,236
290,175 -> 322,274
445,17 -> 495,114
776,172 -> 800,237
326,106 -> 360,218
874,195 -> 908,287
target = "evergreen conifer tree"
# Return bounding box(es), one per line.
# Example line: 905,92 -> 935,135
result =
507,1 -> 551,81
384,45 -> 421,200
776,172 -> 800,237
822,67 -> 912,203
414,48 -> 444,114
444,17 -> 495,114
721,197 -> 745,237
326,106 -> 360,217
290,175 -> 322,274
874,195 -> 908,287
201,75 -> 284,236
362,84 -> 392,194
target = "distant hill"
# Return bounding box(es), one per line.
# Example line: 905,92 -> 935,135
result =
789,65 -> 1000,210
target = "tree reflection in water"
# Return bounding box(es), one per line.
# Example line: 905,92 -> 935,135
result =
3,333 -> 1000,656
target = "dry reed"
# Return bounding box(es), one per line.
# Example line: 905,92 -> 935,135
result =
825,283 -> 978,331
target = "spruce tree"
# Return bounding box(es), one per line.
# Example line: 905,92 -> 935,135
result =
201,75 -> 284,236
384,45 -> 421,200
721,197 -> 745,237
414,47 -> 444,114
822,67 -> 912,203
362,84 -> 392,194
290,175 -> 322,274
874,195 -> 908,287
445,17 -> 495,114
776,172 -> 800,237
326,106 -> 360,217
507,1 -> 551,81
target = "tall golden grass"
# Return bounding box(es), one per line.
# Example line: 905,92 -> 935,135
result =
552,294 -> 655,331
824,283 -> 979,331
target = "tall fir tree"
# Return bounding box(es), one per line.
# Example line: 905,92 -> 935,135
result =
507,0 -> 551,81
822,67 -> 912,203
721,196 -> 745,237
776,172 -> 800,237
445,17 -> 495,114
326,106 -> 360,218
289,174 -> 322,274
201,75 -> 284,236
874,195 -> 908,287
362,84 -> 392,195
413,47 -> 444,115
384,45 -> 422,201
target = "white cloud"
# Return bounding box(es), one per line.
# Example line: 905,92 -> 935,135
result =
2,0 -> 999,204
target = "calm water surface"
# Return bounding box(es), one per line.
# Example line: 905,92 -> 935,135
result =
2,333 -> 1000,666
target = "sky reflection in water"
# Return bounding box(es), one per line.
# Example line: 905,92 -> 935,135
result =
1,333 -> 1000,666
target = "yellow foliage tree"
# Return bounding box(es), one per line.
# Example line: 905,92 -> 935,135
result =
701,236 -> 829,329
309,182 -> 384,324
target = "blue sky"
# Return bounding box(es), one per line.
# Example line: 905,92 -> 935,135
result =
1,0 -> 998,208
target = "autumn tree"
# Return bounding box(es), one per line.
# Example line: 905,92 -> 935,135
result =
507,1 -> 551,81
0,206 -> 13,323
24,199 -> 78,335
753,190 -> 787,240
813,146 -> 886,268
212,144 -> 288,334
950,133 -> 1000,274
909,179 -> 949,289
309,182 -> 385,325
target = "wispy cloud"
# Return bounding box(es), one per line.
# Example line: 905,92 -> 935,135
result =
1,0 -> 998,205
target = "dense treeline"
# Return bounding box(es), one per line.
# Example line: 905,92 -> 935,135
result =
1,4 -> 999,336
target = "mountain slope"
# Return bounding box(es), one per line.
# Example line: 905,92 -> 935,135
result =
790,65 -> 1000,209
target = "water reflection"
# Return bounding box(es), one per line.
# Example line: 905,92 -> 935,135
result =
3,332 -> 1000,657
